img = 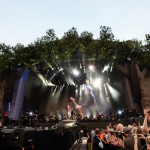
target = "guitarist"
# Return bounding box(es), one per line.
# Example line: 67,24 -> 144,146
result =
70,97 -> 84,118
70,85 -> 99,119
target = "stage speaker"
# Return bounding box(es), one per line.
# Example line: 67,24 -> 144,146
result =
1,128 -> 35,150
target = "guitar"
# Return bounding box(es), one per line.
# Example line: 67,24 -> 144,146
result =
70,97 -> 84,118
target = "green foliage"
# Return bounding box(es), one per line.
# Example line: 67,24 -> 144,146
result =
114,39 -> 149,66
94,26 -> 115,66
99,26 -> 114,41
59,27 -> 80,60
79,31 -> 95,58
0,26 -> 150,80
0,43 -> 15,79
0,43 -> 14,68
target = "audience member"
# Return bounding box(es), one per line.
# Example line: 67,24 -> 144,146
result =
93,129 -> 104,150
123,126 -> 142,150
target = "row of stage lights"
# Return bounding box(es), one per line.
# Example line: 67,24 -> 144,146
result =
36,63 -> 111,87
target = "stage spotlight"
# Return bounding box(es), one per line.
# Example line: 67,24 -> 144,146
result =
102,64 -> 110,72
89,65 -> 94,71
93,78 -> 101,88
73,69 -> 80,76
106,84 -> 120,101
59,68 -> 63,71
118,110 -> 122,115
107,78 -> 110,84
29,112 -> 33,116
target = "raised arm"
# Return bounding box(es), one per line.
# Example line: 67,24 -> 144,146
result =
142,107 -> 150,133
70,97 -> 79,107
70,97 -> 84,118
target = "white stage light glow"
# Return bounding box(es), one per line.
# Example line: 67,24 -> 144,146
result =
29,112 -> 33,116
118,110 -> 122,115
93,78 -> 101,88
73,69 -> 80,76
106,84 -> 120,101
102,64 -> 110,72
89,65 -> 94,71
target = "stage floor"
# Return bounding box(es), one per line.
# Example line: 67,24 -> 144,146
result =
58,119 -> 77,128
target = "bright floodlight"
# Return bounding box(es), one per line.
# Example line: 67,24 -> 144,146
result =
106,84 -> 120,101
59,68 -> 63,71
89,65 -> 94,70
93,78 -> 101,87
102,64 -> 110,72
118,110 -> 122,115
73,69 -> 79,76
29,112 -> 33,116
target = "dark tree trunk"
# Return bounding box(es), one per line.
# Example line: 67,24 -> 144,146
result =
117,64 -> 150,109
136,65 -> 150,108
0,80 -> 7,115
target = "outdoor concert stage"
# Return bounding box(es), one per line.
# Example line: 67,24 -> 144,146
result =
34,116 -> 145,129
79,116 -> 145,129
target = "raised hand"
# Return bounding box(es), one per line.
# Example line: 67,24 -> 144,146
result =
76,105 -> 82,110
70,97 -> 84,118
70,97 -> 81,108
144,107 -> 150,117
70,97 -> 75,103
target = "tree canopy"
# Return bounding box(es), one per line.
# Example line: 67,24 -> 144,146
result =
0,26 -> 150,85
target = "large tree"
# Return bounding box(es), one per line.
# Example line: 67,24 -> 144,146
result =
0,43 -> 16,114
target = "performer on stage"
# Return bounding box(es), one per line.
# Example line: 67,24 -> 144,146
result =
70,85 -> 99,118
70,97 -> 84,118
67,102 -> 78,119
67,103 -> 73,119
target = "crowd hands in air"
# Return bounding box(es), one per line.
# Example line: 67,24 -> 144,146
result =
85,107 -> 150,150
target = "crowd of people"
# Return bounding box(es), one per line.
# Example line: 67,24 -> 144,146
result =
84,107 -> 150,150
1,107 -> 150,150
0,106 -> 143,128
